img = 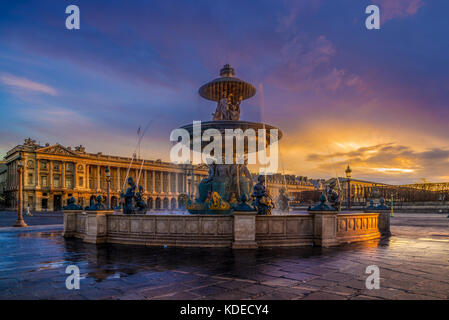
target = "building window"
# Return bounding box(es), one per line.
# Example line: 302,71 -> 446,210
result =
41,176 -> 48,187
54,162 -> 60,171
54,175 -> 60,188
27,173 -> 33,185
41,161 -> 47,170
79,177 -> 83,187
66,178 -> 73,189
66,163 -> 73,171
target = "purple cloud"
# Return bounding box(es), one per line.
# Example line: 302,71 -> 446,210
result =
373,0 -> 425,23
0,74 -> 57,96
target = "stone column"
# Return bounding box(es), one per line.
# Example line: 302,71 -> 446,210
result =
175,173 -> 179,194
116,167 -> 121,191
49,161 -> 53,189
232,211 -> 258,249
152,171 -> 155,193
85,164 -> 89,189
309,211 -> 339,247
167,172 -> 171,194
160,172 -> 164,194
62,162 -> 66,189
36,160 -> 40,188
35,193 -> 41,212
96,165 -> 100,191
73,163 -> 77,190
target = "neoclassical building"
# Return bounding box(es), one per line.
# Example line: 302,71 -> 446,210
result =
4,138 -> 208,211
3,138 -> 317,211
325,177 -> 389,204
262,173 -> 315,200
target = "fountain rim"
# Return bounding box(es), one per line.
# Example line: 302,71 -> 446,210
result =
179,120 -> 283,141
198,77 -> 257,101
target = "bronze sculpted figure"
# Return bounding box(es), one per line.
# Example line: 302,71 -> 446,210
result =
134,185 -> 147,214
252,175 -> 274,215
276,187 -> 290,212
63,196 -> 82,210
228,95 -> 242,121
121,177 -> 136,214
212,93 -> 241,121
86,195 -> 106,211
326,180 -> 340,210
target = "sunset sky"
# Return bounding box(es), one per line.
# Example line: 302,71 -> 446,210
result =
1,0 -> 448,184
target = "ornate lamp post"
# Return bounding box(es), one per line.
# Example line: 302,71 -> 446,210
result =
187,173 -> 192,200
345,164 -> 352,210
105,166 -> 111,209
13,153 -> 27,227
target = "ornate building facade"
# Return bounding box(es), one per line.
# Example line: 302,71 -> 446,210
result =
3,138 -> 317,211
325,177 -> 389,204
3,138 -> 208,211
263,173 -> 315,200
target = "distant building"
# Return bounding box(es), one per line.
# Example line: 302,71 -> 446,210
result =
0,161 -> 6,207
325,177 -> 389,204
399,182 -> 449,192
262,173 -> 315,200
308,178 -> 326,191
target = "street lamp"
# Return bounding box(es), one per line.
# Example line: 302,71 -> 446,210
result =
105,166 -> 111,209
13,153 -> 27,227
187,174 -> 192,200
345,164 -> 352,210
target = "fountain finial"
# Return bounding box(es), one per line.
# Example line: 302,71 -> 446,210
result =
220,64 -> 235,77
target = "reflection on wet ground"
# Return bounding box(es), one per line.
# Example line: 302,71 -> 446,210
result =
0,213 -> 448,300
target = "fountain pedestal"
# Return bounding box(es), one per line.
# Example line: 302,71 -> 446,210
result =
309,211 -> 339,247
84,210 -> 114,244
232,211 -> 258,249
62,209 -> 83,238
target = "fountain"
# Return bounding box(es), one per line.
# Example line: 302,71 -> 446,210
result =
180,64 -> 282,215
63,64 -> 390,248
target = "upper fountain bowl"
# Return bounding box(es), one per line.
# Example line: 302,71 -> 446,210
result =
198,64 -> 256,101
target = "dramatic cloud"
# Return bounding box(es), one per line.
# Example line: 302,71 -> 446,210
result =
269,6 -> 366,93
373,0 -> 425,23
305,143 -> 449,184
0,1 -> 447,184
0,74 -> 57,96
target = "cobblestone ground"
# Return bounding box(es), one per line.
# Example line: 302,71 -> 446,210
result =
0,212 -> 448,300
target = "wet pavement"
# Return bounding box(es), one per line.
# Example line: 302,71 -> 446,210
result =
0,211 -> 63,228
0,212 -> 448,300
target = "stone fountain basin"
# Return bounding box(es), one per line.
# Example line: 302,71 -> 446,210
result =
63,210 -> 390,248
